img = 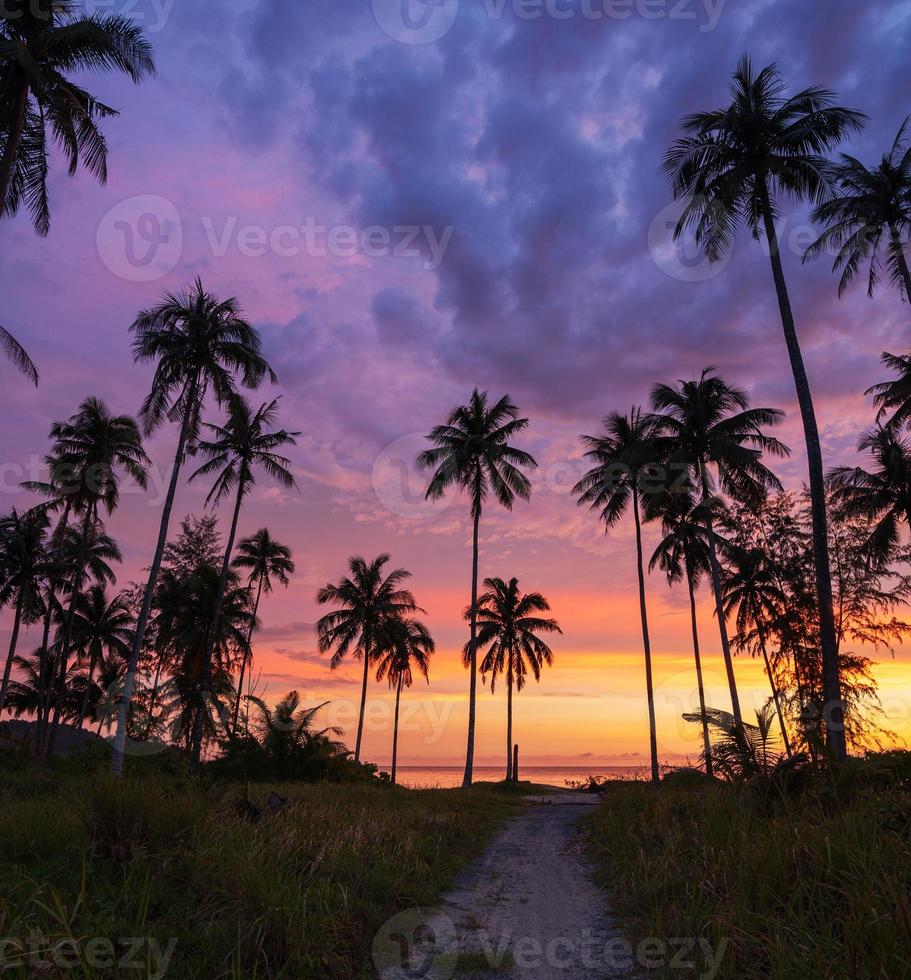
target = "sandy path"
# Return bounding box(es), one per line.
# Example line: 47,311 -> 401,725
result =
440,792 -> 630,979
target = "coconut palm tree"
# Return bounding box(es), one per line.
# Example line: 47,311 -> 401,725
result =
0,0 -> 155,235
805,119 -> 911,304
471,577 -> 560,782
663,57 -> 865,761
374,616 -> 434,786
418,390 -> 537,787
0,326 -> 38,385
5,647 -> 78,722
186,396 -> 298,768
647,487 -> 716,776
315,555 -> 419,764
721,547 -> 793,756
70,585 -> 133,732
0,507 -> 49,712
829,425 -> 911,565
112,280 -> 274,777
573,408 -> 663,783
650,370 -> 789,730
866,352 -> 911,433
230,528 -> 294,733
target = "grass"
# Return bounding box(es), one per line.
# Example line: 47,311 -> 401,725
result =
0,758 -> 522,979
586,766 -> 911,979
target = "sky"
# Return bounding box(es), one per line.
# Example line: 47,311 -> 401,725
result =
3,0 -> 911,769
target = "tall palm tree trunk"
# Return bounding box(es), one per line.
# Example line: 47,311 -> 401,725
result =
35,602 -> 53,753
190,475 -> 245,770
112,387 -> 195,777
463,507 -> 481,788
354,625 -> 372,764
698,463 -> 744,728
144,653 -> 164,739
758,631 -> 792,758
0,85 -> 27,213
0,594 -> 24,714
505,661 -> 514,782
685,567 -> 713,777
760,184 -> 846,762
391,674 -> 402,786
232,576 -> 263,734
888,223 -> 911,306
75,646 -> 98,733
632,492 -> 660,785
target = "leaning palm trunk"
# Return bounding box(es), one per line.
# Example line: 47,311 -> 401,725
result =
505,661 -> 514,782
112,387 -> 195,777
758,630 -> 792,758
463,508 -> 481,788
0,594 -> 24,714
391,674 -> 403,786
632,492 -> 660,784
232,576 -> 263,735
190,476 -> 245,770
354,625 -> 372,764
760,184 -> 846,761
685,566 -> 713,777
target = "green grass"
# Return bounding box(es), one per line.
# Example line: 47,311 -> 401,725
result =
586,776 -> 911,979
0,765 -> 521,978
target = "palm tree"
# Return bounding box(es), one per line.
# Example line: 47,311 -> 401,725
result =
417,390 -> 537,787
0,326 -> 38,385
573,408 -> 663,784
315,555 -> 419,764
70,585 -> 133,732
805,119 -> 911,304
866,352 -> 911,432
721,547 -> 793,756
647,487 -> 715,776
230,528 -> 294,733
5,647 -> 78,722
829,425 -> 911,565
650,370 -> 789,730
663,57 -> 865,761
472,577 -> 560,782
186,397 -> 298,768
374,616 -> 434,786
113,281 -> 275,778
0,507 -> 49,712
0,0 -> 156,235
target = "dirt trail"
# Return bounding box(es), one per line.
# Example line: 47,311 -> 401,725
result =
440,791 -> 630,979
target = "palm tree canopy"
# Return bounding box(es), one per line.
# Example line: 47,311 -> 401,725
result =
417,389 -> 537,518
829,425 -> 911,564
69,585 -> 133,664
469,577 -> 561,692
573,407 -> 663,529
130,279 -> 276,442
374,616 -> 434,690
189,396 -> 298,508
663,56 -> 866,262
0,506 -> 50,619
805,119 -> 911,296
315,555 -> 420,669
721,546 -> 786,646
0,325 -> 38,385
646,484 -> 719,587
866,352 -> 911,432
231,528 -> 294,593
650,368 -> 789,505
1,0 -> 156,234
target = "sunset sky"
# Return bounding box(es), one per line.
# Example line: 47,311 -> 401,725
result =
3,0 -> 911,768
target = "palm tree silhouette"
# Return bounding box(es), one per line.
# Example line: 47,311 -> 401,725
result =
829,425 -> 911,566
113,280 -> 274,777
0,0 -> 155,234
0,326 -> 38,386
316,555 -> 419,764
647,486 -> 716,776
650,369 -> 788,730
374,616 -> 434,786
866,352 -> 911,433
471,577 -> 560,782
805,119 -> 911,304
230,528 -> 295,734
187,397 -> 298,768
721,546 -> 794,756
0,507 -> 50,712
418,390 -> 536,787
573,408 -> 663,784
663,57 -> 864,761
70,585 -> 133,732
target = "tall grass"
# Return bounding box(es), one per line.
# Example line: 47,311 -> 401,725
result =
0,766 -> 519,978
586,770 -> 911,978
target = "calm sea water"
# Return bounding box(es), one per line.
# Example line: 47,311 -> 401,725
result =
393,765 -> 649,789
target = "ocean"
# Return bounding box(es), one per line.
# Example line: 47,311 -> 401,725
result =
392,765 -> 650,789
